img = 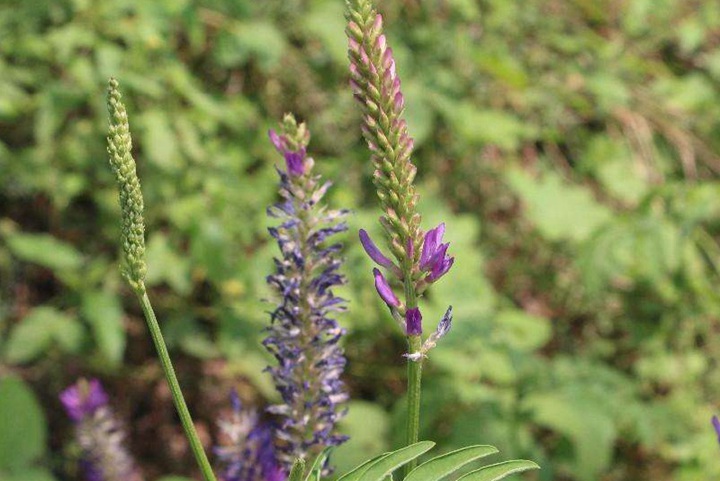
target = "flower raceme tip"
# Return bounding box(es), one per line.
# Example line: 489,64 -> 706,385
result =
269,129 -> 307,176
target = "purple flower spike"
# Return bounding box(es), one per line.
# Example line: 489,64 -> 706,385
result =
216,393 -> 286,481
405,307 -> 422,336
60,378 -> 109,422
713,415 -> 720,444
60,379 -> 142,481
265,114 -> 348,468
373,268 -> 399,307
359,229 -> 394,267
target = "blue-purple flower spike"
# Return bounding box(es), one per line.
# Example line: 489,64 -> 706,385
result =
60,379 -> 143,481
264,114 -> 349,469
215,393 -> 284,481
713,415 -> 720,445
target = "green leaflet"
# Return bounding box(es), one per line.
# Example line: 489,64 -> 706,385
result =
357,442 -> 436,481
337,453 -> 392,481
304,447 -> 334,481
456,460 -> 540,481
338,444 -> 537,481
338,442 -> 435,481
404,445 -> 499,481
288,458 -> 306,481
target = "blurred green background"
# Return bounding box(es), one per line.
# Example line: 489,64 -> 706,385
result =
2,0 -> 720,480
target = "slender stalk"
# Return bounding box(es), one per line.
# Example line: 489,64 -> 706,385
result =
403,263 -> 423,478
404,335 -> 424,478
135,288 -> 218,481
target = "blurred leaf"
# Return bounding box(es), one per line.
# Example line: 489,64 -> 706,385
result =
446,105 -> 530,150
145,233 -> 192,295
524,392 -> 614,481
494,310 -> 551,351
305,1 -> 347,65
334,402 -> 391,475
0,376 -> 47,471
5,233 -> 83,271
5,307 -> 84,363
3,468 -> 57,481
140,110 -> 180,171
507,168 -> 612,242
81,290 -> 126,366
215,22 -> 286,70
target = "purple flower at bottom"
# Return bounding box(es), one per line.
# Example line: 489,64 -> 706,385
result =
60,378 -> 109,422
60,379 -> 142,481
216,394 -> 285,481
713,416 -> 720,444
405,308 -> 422,336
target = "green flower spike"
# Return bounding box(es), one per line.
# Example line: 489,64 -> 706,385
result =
106,77 -> 146,293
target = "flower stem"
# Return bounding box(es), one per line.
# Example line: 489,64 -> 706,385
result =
135,287 -> 218,481
404,334 -> 423,478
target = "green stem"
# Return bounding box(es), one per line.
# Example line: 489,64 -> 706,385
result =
404,335 -> 423,478
135,287 -> 218,481
402,258 -> 423,479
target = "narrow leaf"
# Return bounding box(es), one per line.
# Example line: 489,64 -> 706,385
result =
405,445 -> 499,481
337,453 -> 392,481
288,458 -> 306,481
305,447 -> 333,481
457,460 -> 540,481
358,441 -> 436,481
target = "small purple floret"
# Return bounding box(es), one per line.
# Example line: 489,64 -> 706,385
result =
359,229 -> 394,268
60,378 -> 109,422
713,415 -> 720,444
268,129 -> 306,176
373,268 -> 399,307
405,307 -> 422,336
419,223 -> 454,282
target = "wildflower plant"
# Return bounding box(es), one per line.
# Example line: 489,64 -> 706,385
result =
264,115 -> 349,468
69,3 -> 541,477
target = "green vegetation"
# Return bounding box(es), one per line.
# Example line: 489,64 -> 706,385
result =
1,0 -> 720,480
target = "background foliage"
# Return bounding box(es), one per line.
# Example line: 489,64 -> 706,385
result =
2,0 -> 720,480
